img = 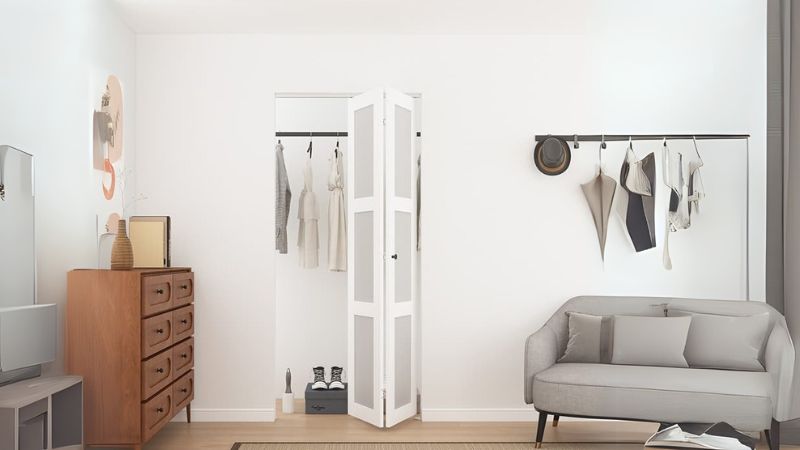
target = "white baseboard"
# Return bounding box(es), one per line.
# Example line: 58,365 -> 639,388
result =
422,408 -> 538,422
171,408 -> 276,422
421,408 -> 605,422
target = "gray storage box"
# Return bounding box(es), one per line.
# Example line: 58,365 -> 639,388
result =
304,383 -> 347,414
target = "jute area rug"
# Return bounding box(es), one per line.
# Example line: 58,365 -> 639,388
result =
232,444 -> 644,449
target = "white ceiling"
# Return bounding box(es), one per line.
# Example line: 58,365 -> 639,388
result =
111,0 -> 606,34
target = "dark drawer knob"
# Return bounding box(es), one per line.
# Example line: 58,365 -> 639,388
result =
156,407 -> 164,413
156,328 -> 165,334
181,285 -> 189,290
181,388 -> 188,393
156,367 -> 165,373
391,254 -> 398,260
181,319 -> 189,325
181,353 -> 189,359
156,288 -> 164,294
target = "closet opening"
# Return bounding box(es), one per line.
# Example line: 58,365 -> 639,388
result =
274,92 -> 422,428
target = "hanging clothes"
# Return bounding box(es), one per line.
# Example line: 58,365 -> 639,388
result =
298,159 -> 319,268
623,147 -> 652,196
328,150 -> 347,271
416,155 -> 421,251
619,144 -> 657,252
662,138 -> 705,269
275,142 -> 292,254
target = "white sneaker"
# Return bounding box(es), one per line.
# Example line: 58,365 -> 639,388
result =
311,366 -> 328,390
329,366 -> 345,390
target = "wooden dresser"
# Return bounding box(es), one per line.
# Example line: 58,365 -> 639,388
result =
66,268 -> 195,450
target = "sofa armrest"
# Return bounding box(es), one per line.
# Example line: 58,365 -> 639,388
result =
524,325 -> 559,404
765,317 -> 796,422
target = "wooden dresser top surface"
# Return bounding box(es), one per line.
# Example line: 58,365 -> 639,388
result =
70,267 -> 191,275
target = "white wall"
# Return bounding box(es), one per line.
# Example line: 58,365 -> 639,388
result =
0,0 -> 136,373
134,0 -> 766,421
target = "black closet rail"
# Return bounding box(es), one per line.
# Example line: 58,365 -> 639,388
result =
276,131 -> 422,137
535,133 -> 750,146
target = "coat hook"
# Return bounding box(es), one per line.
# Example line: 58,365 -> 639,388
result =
600,134 -> 607,149
573,134 -> 580,149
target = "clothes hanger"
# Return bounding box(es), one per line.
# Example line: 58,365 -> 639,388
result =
691,135 -> 704,166
335,132 -> 340,158
598,134 -> 604,175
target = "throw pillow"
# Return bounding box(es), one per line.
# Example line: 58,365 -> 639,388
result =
668,310 -> 769,371
611,315 -> 691,367
558,312 -> 614,364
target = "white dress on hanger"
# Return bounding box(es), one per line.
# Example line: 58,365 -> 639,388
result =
297,159 -> 319,269
328,151 -> 347,271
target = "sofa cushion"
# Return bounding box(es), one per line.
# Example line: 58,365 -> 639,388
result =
532,363 -> 772,431
668,310 -> 769,371
611,316 -> 691,368
558,312 -> 614,364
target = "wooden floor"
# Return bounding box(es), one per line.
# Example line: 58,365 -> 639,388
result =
144,402 -> 797,450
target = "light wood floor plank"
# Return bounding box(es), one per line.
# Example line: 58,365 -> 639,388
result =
143,402 -> 799,450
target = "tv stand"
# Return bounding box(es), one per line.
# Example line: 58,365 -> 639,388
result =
0,376 -> 83,450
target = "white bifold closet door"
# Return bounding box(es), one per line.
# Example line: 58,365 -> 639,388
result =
347,88 -> 417,428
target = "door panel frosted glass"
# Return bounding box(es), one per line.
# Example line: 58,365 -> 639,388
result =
354,212 -> 374,303
354,105 -> 374,199
395,211 -> 412,303
394,316 -> 412,408
394,105 -> 413,199
355,315 -> 374,408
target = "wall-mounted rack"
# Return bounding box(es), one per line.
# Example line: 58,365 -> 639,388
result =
276,131 -> 422,137
535,132 -> 752,300
535,133 -> 750,149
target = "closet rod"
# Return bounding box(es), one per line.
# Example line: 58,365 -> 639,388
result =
534,133 -> 750,143
276,131 -> 422,137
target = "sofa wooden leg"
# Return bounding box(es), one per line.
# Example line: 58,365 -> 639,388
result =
552,414 -> 560,427
768,419 -> 780,450
535,411 -> 548,448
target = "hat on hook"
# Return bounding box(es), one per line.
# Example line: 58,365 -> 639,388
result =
534,136 -> 571,176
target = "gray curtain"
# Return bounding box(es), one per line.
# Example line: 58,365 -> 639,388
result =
773,0 -> 800,441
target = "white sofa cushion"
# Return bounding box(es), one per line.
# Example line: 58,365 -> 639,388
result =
532,363 -> 772,431
668,310 -> 770,371
611,316 -> 691,368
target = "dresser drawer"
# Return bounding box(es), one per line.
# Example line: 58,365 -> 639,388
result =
141,386 -> 173,443
173,370 -> 194,412
142,311 -> 173,359
173,305 -> 194,342
142,274 -> 173,317
173,272 -> 194,307
172,337 -> 194,379
142,350 -> 173,400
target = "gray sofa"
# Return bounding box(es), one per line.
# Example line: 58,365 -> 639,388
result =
524,296 -> 796,450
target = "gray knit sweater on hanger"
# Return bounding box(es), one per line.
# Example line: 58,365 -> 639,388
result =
275,142 -> 292,254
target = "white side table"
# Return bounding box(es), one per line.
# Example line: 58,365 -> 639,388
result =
0,376 -> 82,450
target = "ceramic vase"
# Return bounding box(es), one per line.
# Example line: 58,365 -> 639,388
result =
110,219 -> 134,270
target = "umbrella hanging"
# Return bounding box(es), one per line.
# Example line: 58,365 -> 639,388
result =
581,139 -> 617,260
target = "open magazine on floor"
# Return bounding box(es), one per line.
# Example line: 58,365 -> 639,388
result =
645,422 -> 756,450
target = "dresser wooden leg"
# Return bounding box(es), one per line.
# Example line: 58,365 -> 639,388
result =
187,403 -> 192,423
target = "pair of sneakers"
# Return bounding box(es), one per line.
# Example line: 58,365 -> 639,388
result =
312,366 -> 345,390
